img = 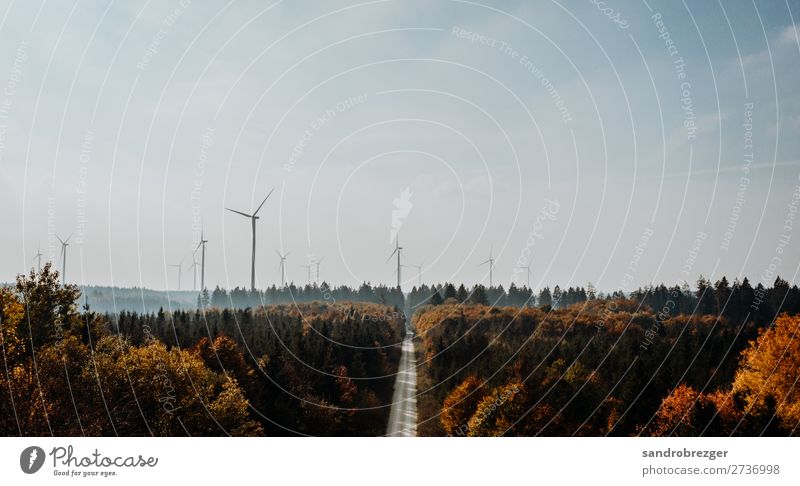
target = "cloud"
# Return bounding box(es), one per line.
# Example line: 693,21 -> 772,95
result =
780,24 -> 799,46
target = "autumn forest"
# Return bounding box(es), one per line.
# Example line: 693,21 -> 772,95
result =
1,263 -> 799,436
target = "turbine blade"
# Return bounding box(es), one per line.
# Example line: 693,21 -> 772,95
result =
479,259 -> 490,265
226,207 -> 252,218
56,234 -> 64,245
253,188 -> 275,216
386,249 -> 397,262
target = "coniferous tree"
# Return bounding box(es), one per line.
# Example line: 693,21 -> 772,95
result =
456,284 -> 469,303
470,285 -> 489,305
538,287 -> 552,307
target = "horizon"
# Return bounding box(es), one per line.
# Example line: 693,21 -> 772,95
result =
3,261 -> 791,297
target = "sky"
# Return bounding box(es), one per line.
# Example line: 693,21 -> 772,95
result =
0,0 -> 799,293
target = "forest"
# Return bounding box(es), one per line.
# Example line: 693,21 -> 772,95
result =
414,289 -> 800,436
2,262 -> 799,436
0,264 -> 404,436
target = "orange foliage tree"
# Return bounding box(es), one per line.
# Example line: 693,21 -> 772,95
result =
647,384 -> 741,436
733,314 -> 800,430
441,376 -> 483,436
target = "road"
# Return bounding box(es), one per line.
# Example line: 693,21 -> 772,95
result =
386,328 -> 417,437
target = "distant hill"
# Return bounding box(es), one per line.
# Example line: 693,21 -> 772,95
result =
80,286 -> 200,313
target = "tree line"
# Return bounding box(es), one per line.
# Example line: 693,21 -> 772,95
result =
407,276 -> 800,325
79,275 -> 800,332
1,264 -> 404,436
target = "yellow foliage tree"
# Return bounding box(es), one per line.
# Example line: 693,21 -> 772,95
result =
440,376 -> 484,436
467,381 -> 527,436
648,384 -> 742,436
91,336 -> 263,436
0,287 -> 24,365
733,314 -> 800,430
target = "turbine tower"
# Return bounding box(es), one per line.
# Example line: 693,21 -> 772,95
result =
169,259 -> 184,290
301,263 -> 312,286
387,237 -> 403,289
56,234 -> 71,283
195,227 -> 208,291
313,257 -> 323,284
402,262 -> 423,287
189,250 -> 199,291
33,244 -> 43,272
276,250 -> 289,287
226,188 -> 274,291
480,246 -> 496,287
516,263 -> 532,288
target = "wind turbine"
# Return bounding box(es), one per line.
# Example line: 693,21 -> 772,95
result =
387,237 -> 403,289
195,227 -> 208,291
169,259 -> 184,290
402,262 -> 423,287
276,249 -> 289,287
516,263 -> 532,288
56,234 -> 71,283
313,257 -> 324,284
480,246 -> 496,287
301,263 -> 312,286
226,188 -> 274,291
189,249 -> 200,291
33,244 -> 43,272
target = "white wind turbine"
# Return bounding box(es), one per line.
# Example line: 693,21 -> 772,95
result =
313,257 -> 324,284
226,188 -> 274,291
516,263 -> 532,288
56,234 -> 71,283
480,246 -> 496,287
276,249 -> 289,287
401,261 -> 423,287
196,227 -> 208,291
33,244 -> 43,272
301,263 -> 312,286
189,249 -> 200,291
387,237 -> 403,289
169,259 -> 184,290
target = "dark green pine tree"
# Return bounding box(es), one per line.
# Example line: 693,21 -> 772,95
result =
456,284 -> 469,303
538,286 -> 552,307
470,285 -> 488,305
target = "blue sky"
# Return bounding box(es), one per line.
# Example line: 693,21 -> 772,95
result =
1,0 -> 799,292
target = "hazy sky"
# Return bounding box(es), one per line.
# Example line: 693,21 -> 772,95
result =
1,0 -> 799,292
